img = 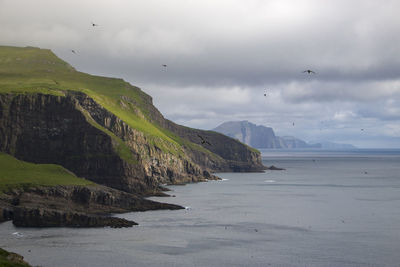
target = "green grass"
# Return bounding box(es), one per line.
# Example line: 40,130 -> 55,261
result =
0,153 -> 93,192
0,248 -> 31,267
0,45 -> 186,156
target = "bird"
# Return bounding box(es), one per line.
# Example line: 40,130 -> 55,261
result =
53,80 -> 59,85
264,89 -> 267,96
162,64 -> 167,67
361,129 -> 364,131
71,50 -> 76,54
197,134 -> 211,146
292,122 -> 295,126
91,22 -> 99,27
303,69 -> 316,74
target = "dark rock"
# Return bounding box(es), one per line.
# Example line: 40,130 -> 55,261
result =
268,165 -> 286,170
12,207 -> 137,228
0,185 -> 184,227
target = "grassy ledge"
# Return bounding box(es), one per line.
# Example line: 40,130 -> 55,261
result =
0,153 -> 93,192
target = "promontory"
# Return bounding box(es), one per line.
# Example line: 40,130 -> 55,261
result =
0,46 -> 265,227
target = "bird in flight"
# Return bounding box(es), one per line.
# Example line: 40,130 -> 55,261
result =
71,50 -> 76,54
292,122 -> 295,126
303,70 -> 316,74
91,22 -> 99,27
264,89 -> 267,96
197,134 -> 211,146
162,64 -> 167,67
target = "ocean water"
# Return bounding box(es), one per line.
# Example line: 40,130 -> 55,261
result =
1,149 -> 400,267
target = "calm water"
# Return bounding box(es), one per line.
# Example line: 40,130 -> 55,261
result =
1,149 -> 400,267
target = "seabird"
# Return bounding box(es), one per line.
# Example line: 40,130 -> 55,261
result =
197,134 -> 211,146
303,70 -> 316,74
71,50 -> 76,54
91,22 -> 99,27
162,64 -> 167,67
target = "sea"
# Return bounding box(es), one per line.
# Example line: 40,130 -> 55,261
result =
1,149 -> 400,267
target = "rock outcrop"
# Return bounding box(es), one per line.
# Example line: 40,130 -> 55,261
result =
0,184 -> 183,227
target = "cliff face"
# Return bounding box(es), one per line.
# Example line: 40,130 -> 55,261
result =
214,121 -> 322,149
0,93 -> 203,194
0,92 -> 264,194
214,121 -> 282,148
0,46 -> 265,195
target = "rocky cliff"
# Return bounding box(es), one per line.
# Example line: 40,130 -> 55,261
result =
0,46 -> 265,198
214,121 -> 322,149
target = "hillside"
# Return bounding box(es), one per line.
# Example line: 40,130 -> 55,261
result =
0,152 -> 93,192
0,46 -> 264,194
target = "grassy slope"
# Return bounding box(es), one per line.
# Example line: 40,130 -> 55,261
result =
0,153 -> 93,192
0,45 -> 189,156
0,248 -> 31,267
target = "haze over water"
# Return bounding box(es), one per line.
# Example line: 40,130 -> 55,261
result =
1,149 -> 400,266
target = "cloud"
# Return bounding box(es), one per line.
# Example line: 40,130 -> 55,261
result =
1,0 -> 400,147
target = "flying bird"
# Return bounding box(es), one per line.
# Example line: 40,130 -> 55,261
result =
91,22 -> 99,27
197,134 -> 211,146
71,50 -> 76,54
162,64 -> 167,67
303,70 -> 316,74
292,122 -> 295,126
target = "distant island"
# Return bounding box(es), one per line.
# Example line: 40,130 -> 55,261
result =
213,121 -> 356,149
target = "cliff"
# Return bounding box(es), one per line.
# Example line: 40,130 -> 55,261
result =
214,121 -> 322,149
0,46 -> 265,197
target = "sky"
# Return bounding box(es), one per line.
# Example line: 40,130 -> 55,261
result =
1,0 -> 400,148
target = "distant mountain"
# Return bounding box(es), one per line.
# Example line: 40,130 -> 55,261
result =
213,121 -> 321,149
213,121 -> 357,149
212,121 -> 281,148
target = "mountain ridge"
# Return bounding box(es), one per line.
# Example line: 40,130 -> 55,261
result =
213,120 -> 355,149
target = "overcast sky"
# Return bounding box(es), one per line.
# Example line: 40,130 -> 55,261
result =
1,0 -> 400,148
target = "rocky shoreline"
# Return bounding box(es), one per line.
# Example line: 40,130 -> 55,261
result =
0,184 -> 183,228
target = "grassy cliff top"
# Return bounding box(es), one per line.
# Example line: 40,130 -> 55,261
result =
0,45 -> 188,154
0,153 -> 93,192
